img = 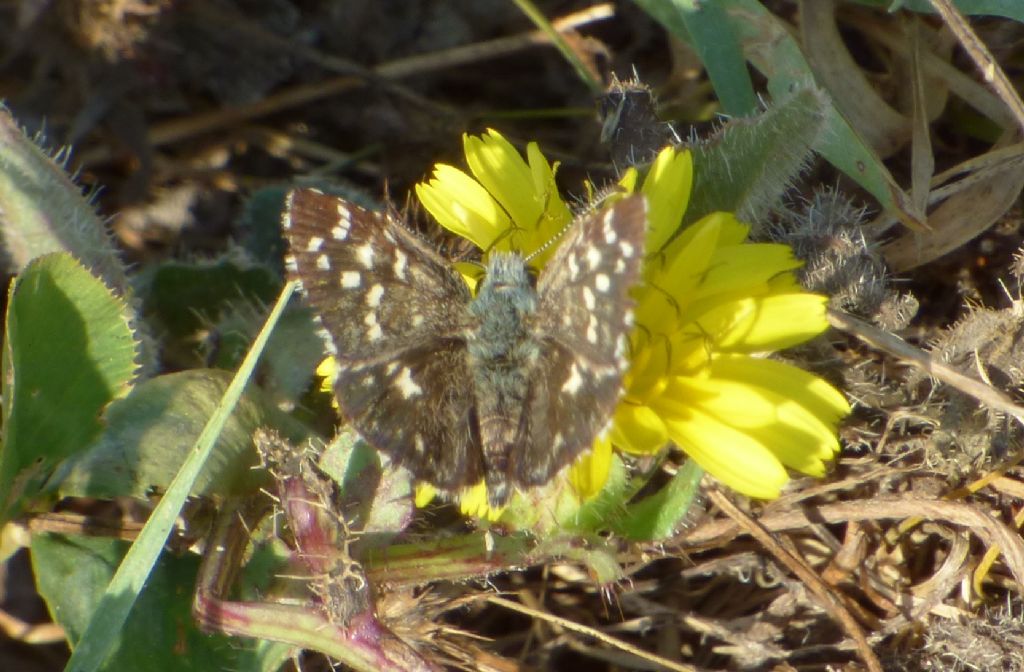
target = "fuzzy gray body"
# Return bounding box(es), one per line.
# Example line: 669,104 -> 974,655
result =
467,253 -> 541,506
282,189 -> 646,507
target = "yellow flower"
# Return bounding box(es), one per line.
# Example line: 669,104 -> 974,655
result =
613,149 -> 849,499
416,129 -> 573,266
417,131 -> 849,508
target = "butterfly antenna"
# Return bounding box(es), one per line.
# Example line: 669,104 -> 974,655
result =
524,219 -> 573,264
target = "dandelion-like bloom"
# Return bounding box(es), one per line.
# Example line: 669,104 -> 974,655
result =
416,129 -> 849,509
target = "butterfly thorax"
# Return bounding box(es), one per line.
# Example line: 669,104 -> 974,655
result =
466,252 -> 541,505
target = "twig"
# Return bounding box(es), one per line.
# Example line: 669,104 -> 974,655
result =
827,308 -> 1024,427
486,595 -> 702,672
928,0 -> 1024,135
707,490 -> 883,672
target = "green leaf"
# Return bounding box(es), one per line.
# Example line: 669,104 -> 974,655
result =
614,460 -> 704,541
632,0 -> 758,116
318,429 -> 414,538
637,0 -> 922,224
140,258 -> 280,338
554,453 -> 630,534
62,282 -> 295,672
731,0 -> 923,224
32,533 -> 291,672
0,106 -> 130,289
237,186 -> 289,268
682,87 -> 828,234
0,253 -> 138,522
212,304 -> 325,407
57,368 -> 309,500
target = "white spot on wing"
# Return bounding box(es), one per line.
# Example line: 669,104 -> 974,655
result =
341,271 -> 361,288
586,315 -> 598,343
394,249 -> 408,280
395,367 -> 423,398
315,327 -> 338,355
561,363 -> 583,394
582,286 -> 596,310
332,205 -> 351,240
602,210 -> 618,244
306,236 -> 324,252
411,313 -> 424,328
595,273 -> 610,293
366,283 -> 384,307
356,243 -> 375,269
586,247 -> 602,270
614,334 -> 628,365
567,254 -> 579,281
364,311 -> 383,341
620,241 -> 635,258
316,254 -> 331,270
614,258 -> 626,274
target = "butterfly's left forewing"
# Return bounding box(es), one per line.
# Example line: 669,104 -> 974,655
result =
283,189 -> 483,492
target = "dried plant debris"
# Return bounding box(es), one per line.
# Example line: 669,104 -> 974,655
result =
254,429 -> 479,669
902,294 -> 1024,471
769,187 -> 918,331
887,601 -> 1024,671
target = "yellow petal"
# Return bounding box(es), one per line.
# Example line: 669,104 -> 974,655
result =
618,167 -> 639,194
698,244 -> 803,298
317,357 -> 338,406
414,484 -> 437,508
459,481 -> 504,521
695,294 -> 829,352
416,165 -> 509,250
610,402 -> 669,455
710,354 -> 851,424
696,211 -> 749,247
636,212 -> 722,331
658,402 -> 789,499
316,357 -> 336,378
623,335 -> 673,402
662,374 -> 840,474
464,131 -> 540,238
642,148 -> 693,253
526,141 -> 573,261
453,261 -> 483,294
569,435 -> 613,501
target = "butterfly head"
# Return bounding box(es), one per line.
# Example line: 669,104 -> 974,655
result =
472,252 -> 538,314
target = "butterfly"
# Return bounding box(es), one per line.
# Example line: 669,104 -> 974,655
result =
283,189 -> 645,507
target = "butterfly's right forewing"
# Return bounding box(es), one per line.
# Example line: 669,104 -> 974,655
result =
512,196 -> 647,486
